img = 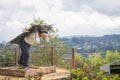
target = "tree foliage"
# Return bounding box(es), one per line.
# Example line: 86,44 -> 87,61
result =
72,50 -> 120,80
113,50 -> 120,60
93,52 -> 102,66
105,50 -> 113,63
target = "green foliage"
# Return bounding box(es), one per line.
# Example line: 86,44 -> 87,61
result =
25,76 -> 33,80
30,47 -> 52,66
110,74 -> 120,80
93,52 -> 103,67
31,17 -> 46,25
105,50 -> 113,63
71,67 -> 120,80
71,68 -> 84,80
0,48 -> 15,67
71,50 -> 120,80
30,46 -> 71,68
75,53 -> 83,67
113,50 -> 120,60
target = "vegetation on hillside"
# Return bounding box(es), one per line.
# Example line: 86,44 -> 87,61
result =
60,35 -> 120,57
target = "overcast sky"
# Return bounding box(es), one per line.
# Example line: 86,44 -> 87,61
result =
0,0 -> 120,42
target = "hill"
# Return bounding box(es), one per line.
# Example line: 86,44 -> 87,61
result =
60,34 -> 120,57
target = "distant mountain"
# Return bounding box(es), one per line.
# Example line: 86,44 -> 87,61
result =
60,34 -> 120,56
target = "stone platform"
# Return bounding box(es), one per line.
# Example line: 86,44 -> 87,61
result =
0,66 -> 56,78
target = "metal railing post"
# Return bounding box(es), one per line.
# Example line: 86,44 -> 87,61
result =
14,48 -> 17,66
51,47 -> 54,66
72,48 -> 75,69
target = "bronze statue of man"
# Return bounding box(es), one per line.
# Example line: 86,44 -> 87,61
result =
10,25 -> 52,69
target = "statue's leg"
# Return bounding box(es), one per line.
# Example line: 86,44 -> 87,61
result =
19,39 -> 30,68
22,41 -> 30,67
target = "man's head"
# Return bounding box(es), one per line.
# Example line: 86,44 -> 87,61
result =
38,30 -> 49,43
31,24 -> 52,43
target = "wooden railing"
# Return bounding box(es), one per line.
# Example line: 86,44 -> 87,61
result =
0,47 -> 76,69
0,48 -> 17,67
50,47 -> 76,69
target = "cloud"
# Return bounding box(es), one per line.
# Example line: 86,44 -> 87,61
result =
87,0 -> 120,16
0,21 -> 23,42
0,0 -> 120,42
62,0 -> 120,16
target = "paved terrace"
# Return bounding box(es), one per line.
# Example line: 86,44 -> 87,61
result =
0,66 -> 70,80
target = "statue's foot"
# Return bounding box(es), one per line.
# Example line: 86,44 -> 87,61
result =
24,66 -> 29,69
17,65 -> 24,69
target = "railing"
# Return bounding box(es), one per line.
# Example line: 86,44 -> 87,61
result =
50,47 -> 75,69
0,47 -> 76,69
0,48 -> 17,67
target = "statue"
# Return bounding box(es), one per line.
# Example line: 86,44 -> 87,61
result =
10,24 -> 52,69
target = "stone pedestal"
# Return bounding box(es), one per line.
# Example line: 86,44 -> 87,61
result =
0,66 -> 56,78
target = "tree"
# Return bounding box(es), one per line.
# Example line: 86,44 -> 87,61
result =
113,50 -> 120,60
93,52 -> 102,67
105,50 -> 113,63
75,53 -> 83,68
